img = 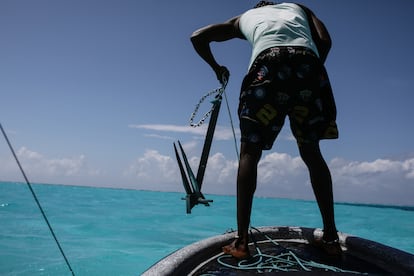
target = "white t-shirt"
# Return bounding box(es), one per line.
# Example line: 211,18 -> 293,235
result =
239,3 -> 319,69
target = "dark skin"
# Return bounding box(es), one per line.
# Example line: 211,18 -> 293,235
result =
191,4 -> 338,259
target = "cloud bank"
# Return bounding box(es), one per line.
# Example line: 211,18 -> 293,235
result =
0,147 -> 101,186
125,123 -> 414,206
124,150 -> 414,206
1,146 -> 413,206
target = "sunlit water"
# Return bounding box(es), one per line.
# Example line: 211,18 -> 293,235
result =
1,182 -> 413,275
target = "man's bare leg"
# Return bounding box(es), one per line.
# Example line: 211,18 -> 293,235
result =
299,142 -> 340,249
223,142 -> 262,259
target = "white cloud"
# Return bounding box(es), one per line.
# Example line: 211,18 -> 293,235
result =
181,140 -> 199,154
403,158 -> 414,179
143,133 -> 175,140
129,124 -> 240,141
203,152 -> 238,192
258,152 -> 305,182
123,149 -> 179,191
0,147 -> 99,184
17,147 -> 87,177
129,124 -> 200,134
330,157 -> 414,205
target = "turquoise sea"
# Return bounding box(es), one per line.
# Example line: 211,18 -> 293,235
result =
1,181 -> 413,276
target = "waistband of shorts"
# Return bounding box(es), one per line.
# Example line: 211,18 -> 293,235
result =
260,46 -> 318,58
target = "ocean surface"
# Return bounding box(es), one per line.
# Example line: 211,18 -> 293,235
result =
1,181 -> 413,276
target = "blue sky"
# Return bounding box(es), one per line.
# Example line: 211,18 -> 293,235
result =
1,0 -> 414,206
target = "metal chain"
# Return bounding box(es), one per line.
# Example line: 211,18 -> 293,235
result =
189,81 -> 227,127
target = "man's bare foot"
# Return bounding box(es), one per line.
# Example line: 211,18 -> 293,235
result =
314,234 -> 342,256
322,239 -> 342,256
222,239 -> 250,259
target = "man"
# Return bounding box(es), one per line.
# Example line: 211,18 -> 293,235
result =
191,1 -> 340,259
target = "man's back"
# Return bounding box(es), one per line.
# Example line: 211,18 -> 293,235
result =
239,3 -> 319,68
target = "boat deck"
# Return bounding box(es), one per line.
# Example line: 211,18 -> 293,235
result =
143,226 -> 414,276
194,239 -> 385,275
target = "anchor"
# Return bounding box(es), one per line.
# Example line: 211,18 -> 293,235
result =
173,90 -> 223,214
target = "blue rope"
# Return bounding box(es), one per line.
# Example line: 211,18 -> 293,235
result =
213,227 -> 367,274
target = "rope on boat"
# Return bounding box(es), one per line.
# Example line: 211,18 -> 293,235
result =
212,227 -> 367,274
1,123 -> 76,276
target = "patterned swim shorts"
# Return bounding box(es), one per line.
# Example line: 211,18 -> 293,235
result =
239,46 -> 338,150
